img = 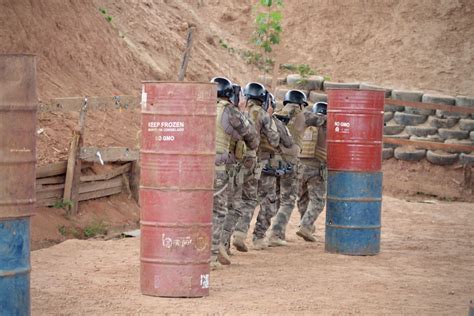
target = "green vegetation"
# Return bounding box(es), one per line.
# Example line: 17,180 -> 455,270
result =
83,220 -> 108,238
57,225 -> 81,239
53,199 -> 74,210
99,7 -> 113,23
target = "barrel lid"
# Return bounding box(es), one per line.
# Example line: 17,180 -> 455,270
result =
142,80 -> 216,85
326,87 -> 385,92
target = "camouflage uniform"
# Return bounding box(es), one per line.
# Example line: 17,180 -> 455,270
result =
297,123 -> 327,234
212,98 -> 258,258
269,105 -> 326,242
220,98 -> 280,250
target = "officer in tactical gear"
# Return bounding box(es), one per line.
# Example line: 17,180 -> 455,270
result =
220,82 -> 282,254
210,77 -> 258,269
232,90 -> 294,250
265,90 -> 326,247
296,102 -> 328,242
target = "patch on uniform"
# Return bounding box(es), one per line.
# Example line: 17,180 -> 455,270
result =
303,129 -> 313,141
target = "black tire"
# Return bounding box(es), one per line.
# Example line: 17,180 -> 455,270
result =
323,81 -> 360,90
436,108 -> 469,119
426,150 -> 459,165
394,112 -> 427,126
410,135 -> 443,143
384,111 -> 394,123
392,90 -> 423,102
360,83 -> 392,97
444,139 -> 474,153
405,125 -> 438,137
384,133 -> 410,148
428,116 -> 459,129
286,74 -> 301,86
384,124 -> 405,135
460,153 -> 474,165
309,91 -> 327,103
471,131 -> 474,141
306,76 -> 324,90
385,104 -> 405,112
455,96 -> 474,116
394,147 -> 426,161
459,119 -> 474,132
438,128 -> 469,140
274,88 -> 289,101
382,147 -> 394,160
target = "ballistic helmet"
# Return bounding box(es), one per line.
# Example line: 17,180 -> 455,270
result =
211,77 -> 233,98
243,82 -> 267,102
313,102 -> 327,115
283,90 -> 308,106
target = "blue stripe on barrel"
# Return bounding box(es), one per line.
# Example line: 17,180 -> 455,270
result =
0,218 -> 31,315
325,171 -> 382,255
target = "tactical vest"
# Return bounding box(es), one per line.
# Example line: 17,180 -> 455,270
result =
300,126 -> 318,158
314,125 -> 327,162
215,99 -> 232,155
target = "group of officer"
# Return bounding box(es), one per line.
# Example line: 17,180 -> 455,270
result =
210,77 -> 328,269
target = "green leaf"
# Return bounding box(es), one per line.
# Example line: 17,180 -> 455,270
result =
270,11 -> 282,22
260,0 -> 272,7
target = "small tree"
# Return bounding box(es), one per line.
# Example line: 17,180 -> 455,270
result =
252,0 -> 283,73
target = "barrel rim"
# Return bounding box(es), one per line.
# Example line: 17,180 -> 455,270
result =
141,81 -> 216,85
326,87 -> 386,93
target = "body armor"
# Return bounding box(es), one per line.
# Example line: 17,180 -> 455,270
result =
215,99 -> 232,155
300,125 -> 327,162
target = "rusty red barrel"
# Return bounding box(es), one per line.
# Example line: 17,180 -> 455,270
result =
325,89 -> 384,256
326,89 -> 384,172
140,82 -> 216,297
0,54 -> 37,314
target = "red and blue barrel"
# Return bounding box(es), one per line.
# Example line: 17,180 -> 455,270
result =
0,54 -> 37,314
140,82 -> 216,297
325,89 -> 384,255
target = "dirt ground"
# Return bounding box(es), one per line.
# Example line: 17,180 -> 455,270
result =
31,195 -> 474,314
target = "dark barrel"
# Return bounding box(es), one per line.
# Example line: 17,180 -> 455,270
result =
0,54 -> 37,314
325,89 -> 384,255
140,82 -> 216,297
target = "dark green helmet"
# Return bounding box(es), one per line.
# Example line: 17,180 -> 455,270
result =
313,102 -> 327,115
243,82 -> 267,103
283,90 -> 308,106
211,77 -> 233,98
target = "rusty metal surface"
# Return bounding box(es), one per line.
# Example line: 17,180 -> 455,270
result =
140,82 -> 216,297
327,89 -> 385,172
0,54 -> 37,218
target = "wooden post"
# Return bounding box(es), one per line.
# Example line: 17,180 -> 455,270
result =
178,25 -> 196,81
63,97 -> 88,215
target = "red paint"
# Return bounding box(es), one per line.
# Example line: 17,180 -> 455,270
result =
327,89 -> 385,172
140,82 -> 216,297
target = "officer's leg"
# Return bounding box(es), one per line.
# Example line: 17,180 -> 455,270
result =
253,174 -> 277,241
300,174 -> 326,230
297,164 -> 309,219
212,170 -> 229,265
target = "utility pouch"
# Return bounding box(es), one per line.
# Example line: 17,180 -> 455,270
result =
234,140 -> 247,162
254,162 -> 264,181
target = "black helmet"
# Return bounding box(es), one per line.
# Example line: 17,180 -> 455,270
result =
243,82 -> 267,102
283,90 -> 308,106
211,77 -> 233,98
313,102 -> 327,115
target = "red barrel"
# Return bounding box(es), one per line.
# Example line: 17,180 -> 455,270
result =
327,89 -> 385,171
140,82 -> 216,297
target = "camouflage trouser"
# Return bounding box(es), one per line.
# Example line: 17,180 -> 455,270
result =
219,163 -> 244,247
297,161 -> 327,229
223,161 -> 263,238
211,169 -> 229,255
251,174 -> 277,240
270,163 -> 299,239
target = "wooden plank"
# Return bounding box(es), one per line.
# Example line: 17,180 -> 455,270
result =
129,160 -> 140,203
36,175 -> 65,187
383,137 -> 474,152
385,98 -> 474,114
39,95 -> 139,112
80,163 -> 131,182
37,197 -> 60,207
37,183 -> 65,193
79,147 -> 139,163
79,177 -> 123,194
178,25 -> 196,81
78,186 -> 122,201
36,186 -> 64,200
36,161 -> 67,178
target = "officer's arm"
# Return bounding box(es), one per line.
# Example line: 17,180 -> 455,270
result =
228,107 -> 259,150
261,111 -> 280,148
274,118 -> 294,148
304,111 -> 326,127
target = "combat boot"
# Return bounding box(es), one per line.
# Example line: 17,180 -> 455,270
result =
232,231 -> 249,252
267,231 -> 288,247
252,238 -> 268,250
296,226 -> 316,242
217,244 -> 231,265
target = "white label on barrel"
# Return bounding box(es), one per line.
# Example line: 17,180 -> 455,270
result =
162,233 -> 193,249
200,274 -> 209,289
148,121 -> 185,136
141,87 -> 147,110
334,121 -> 350,134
